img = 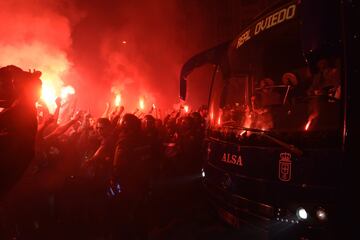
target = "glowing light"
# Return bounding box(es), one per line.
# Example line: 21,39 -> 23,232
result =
152,103 -> 156,109
210,112 -> 214,120
2,41 -> 72,113
139,97 -> 145,110
305,112 -> 318,131
296,207 -> 308,220
201,168 -> 205,178
316,208 -> 327,221
41,82 -> 57,111
243,107 -> 252,128
305,120 -> 312,131
122,40 -> 127,44
115,94 -> 121,107
60,85 -> 75,100
184,105 -> 189,113
217,116 -> 221,126
240,130 -> 246,136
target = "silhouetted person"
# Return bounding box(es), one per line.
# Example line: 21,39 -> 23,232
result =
142,115 -> 163,182
112,114 -> 150,239
83,117 -> 115,180
0,65 -> 41,198
251,78 -> 280,129
308,58 -> 340,98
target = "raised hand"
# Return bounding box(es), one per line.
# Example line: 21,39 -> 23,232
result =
55,97 -> 62,108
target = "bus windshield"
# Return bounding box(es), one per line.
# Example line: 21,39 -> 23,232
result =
209,2 -> 341,136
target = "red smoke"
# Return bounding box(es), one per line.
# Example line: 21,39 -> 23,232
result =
1,0 -> 243,115
0,0 -> 74,112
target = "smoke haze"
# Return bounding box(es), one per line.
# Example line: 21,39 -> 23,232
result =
1,0 -> 260,114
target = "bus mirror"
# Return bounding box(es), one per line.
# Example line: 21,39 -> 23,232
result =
180,78 -> 187,100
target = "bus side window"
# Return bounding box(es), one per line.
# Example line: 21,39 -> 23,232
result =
307,58 -> 341,99
253,78 -> 282,107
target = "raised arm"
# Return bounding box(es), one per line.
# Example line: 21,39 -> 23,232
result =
43,111 -> 82,142
52,97 -> 62,124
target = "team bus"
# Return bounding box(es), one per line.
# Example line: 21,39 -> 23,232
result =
180,0 -> 355,238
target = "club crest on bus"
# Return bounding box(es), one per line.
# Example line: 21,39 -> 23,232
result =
278,152 -> 292,181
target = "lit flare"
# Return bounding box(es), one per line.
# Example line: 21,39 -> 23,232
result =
115,94 -> 121,107
139,97 -> 145,110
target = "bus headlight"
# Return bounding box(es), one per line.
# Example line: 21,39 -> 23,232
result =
201,168 -> 206,178
296,207 -> 308,220
316,207 -> 327,221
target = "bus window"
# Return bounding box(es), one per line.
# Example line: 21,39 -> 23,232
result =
219,75 -> 249,124
208,66 -> 225,127
226,10 -> 341,133
186,64 -> 217,108
307,57 -> 341,99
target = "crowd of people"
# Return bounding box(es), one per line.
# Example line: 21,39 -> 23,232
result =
0,65 -> 208,239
